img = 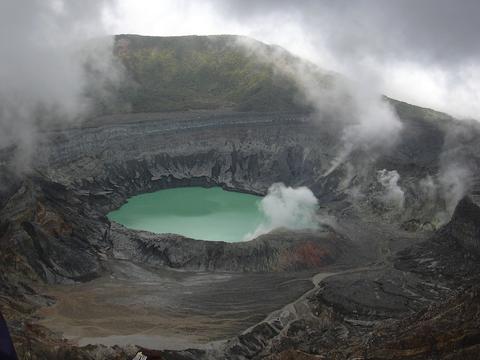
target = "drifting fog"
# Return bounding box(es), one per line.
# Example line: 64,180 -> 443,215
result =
235,36 -> 403,178
245,183 -> 320,240
0,0 -> 118,170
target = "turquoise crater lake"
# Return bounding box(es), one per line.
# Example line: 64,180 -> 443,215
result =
108,187 -> 265,242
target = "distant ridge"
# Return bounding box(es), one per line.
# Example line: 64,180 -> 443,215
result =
86,34 -> 452,123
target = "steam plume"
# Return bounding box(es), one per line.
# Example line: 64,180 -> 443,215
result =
0,0 -> 117,170
377,169 -> 405,210
245,183 -> 320,240
235,38 -> 403,177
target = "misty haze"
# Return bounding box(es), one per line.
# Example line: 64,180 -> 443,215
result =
1,1 -> 480,360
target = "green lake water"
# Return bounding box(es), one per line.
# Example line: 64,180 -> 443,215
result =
108,187 -> 265,242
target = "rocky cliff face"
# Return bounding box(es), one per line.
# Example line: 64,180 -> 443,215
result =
0,177 -> 111,283
0,109 -> 461,282
444,196 -> 480,256
1,107 -> 480,359
111,224 -> 349,272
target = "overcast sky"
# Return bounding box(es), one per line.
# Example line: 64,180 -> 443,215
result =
1,0 -> 479,122
103,0 -> 480,120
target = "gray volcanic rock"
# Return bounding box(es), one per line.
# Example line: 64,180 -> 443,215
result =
0,178 -> 111,283
444,196 -> 480,255
395,197 -> 480,285
163,195 -> 480,360
1,106 -> 480,359
111,224 -> 350,272
316,268 -> 441,320
3,34 -> 480,360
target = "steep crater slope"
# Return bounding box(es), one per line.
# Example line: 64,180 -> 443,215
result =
3,111 -> 358,281
0,108 -> 466,357
1,112 -> 361,355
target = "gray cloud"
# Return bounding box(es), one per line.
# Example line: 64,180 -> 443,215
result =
213,0 -> 480,67
234,16 -> 403,178
202,0 -> 480,119
0,0 -> 115,170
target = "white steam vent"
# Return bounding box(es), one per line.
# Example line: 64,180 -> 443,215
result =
377,169 -> 405,209
245,183 -> 319,240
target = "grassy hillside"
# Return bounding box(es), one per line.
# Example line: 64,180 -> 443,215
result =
105,34 -> 311,113
86,34 -> 451,122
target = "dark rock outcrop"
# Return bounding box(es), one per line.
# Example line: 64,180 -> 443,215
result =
444,196 -> 480,256
111,224 -> 350,272
0,178 -> 110,284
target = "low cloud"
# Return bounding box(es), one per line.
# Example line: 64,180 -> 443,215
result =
320,84 -> 402,177
211,0 -> 480,120
0,0 -> 118,171
235,38 -> 403,177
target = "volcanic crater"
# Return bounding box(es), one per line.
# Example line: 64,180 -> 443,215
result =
1,35 -> 480,360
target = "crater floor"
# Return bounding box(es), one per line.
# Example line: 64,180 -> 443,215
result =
34,260 -> 314,350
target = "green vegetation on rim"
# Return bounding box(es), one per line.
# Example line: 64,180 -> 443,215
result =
87,34 -> 453,121
108,34 -> 310,113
